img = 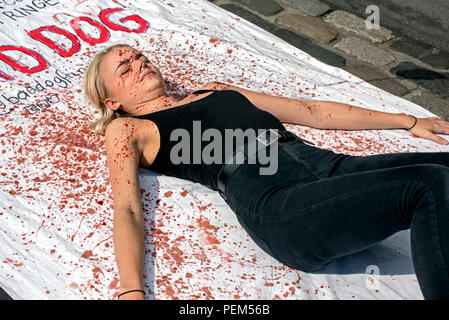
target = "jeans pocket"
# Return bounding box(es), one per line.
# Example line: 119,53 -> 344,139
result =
279,143 -> 301,164
279,142 -> 320,179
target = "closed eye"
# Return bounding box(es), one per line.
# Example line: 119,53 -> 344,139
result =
116,52 -> 145,76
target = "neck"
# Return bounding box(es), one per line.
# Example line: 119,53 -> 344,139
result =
132,94 -> 179,116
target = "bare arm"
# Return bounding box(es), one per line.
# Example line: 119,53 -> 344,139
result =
314,101 -> 449,145
300,100 -> 413,130
105,117 -> 145,300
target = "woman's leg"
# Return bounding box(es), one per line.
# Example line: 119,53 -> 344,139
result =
255,163 -> 449,300
332,151 -> 449,176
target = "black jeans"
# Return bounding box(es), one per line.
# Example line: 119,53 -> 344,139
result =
222,132 -> 449,300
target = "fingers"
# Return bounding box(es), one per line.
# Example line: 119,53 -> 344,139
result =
433,122 -> 449,135
441,127 -> 449,135
419,130 -> 448,145
432,127 -> 449,144
415,127 -> 449,145
429,133 -> 449,145
425,117 -> 449,135
436,137 -> 448,145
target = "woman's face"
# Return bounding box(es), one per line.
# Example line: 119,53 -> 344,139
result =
98,46 -> 167,114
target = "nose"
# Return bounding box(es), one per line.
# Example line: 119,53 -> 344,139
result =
137,59 -> 144,71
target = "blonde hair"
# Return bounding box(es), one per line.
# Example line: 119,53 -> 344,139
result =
84,43 -> 134,136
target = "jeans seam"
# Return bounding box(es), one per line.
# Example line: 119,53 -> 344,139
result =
378,178 -> 449,289
233,210 -> 287,266
224,165 -> 257,213
253,179 -> 394,219
227,179 -> 301,215
414,181 -> 449,294
380,180 -> 410,230
285,212 -> 332,269
328,154 -> 351,176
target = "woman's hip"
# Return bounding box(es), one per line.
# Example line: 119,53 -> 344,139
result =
223,136 -> 347,214
223,159 -> 306,216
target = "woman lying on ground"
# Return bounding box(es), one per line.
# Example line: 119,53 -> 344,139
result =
84,43 -> 449,300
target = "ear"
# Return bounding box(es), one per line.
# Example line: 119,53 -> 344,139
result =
103,97 -> 121,112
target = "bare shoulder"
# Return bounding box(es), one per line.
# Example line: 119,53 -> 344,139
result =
199,81 -> 266,99
106,116 -> 157,148
199,81 -> 237,91
197,81 -> 258,99
105,116 -> 152,135
199,81 -> 294,123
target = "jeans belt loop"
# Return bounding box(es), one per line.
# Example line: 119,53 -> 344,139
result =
256,128 -> 280,147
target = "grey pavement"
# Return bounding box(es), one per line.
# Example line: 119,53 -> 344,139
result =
321,0 -> 449,53
209,0 -> 449,121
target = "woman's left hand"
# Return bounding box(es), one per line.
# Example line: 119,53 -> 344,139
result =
408,116 -> 449,145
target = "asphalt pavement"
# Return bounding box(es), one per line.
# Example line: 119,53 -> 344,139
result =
322,0 -> 449,52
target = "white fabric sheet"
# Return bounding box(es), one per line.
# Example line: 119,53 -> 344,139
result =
0,0 -> 447,300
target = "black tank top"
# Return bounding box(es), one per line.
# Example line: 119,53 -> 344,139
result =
134,89 -> 286,190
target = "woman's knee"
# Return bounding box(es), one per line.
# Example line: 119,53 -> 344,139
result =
410,164 -> 449,191
392,162 -> 446,181
404,164 -> 449,209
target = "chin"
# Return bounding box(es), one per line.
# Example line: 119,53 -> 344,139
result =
147,83 -> 167,95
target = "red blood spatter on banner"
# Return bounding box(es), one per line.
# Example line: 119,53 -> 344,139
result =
32,175 -> 51,182
69,282 -> 79,289
74,0 -> 89,8
198,203 -> 212,212
109,277 -> 119,290
52,12 -> 76,24
82,250 -> 93,259
71,216 -> 85,241
197,216 -> 219,232
201,286 -> 213,299
92,267 -> 103,280
196,216 -> 220,245
3,258 -> 23,267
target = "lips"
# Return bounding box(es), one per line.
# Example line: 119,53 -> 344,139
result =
140,69 -> 155,81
